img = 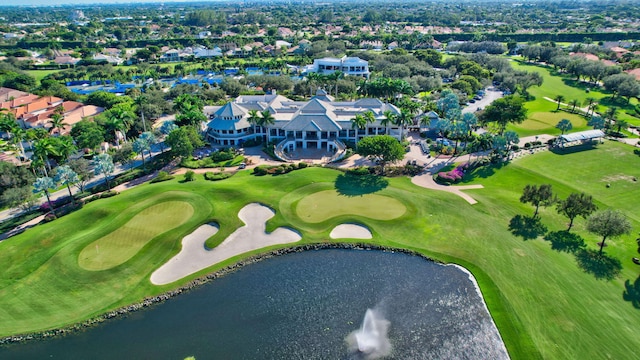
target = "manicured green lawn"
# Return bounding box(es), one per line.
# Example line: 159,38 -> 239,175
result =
0,143 -> 639,360
78,200 -> 194,270
509,110 -> 589,137
25,69 -> 62,85
295,189 -> 406,223
509,59 -> 640,128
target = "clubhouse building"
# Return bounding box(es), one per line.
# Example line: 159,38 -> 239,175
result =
205,91 -> 402,161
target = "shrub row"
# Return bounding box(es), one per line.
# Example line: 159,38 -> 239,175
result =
150,171 -> 175,184
84,191 -> 119,204
252,162 -> 308,176
204,172 -> 233,181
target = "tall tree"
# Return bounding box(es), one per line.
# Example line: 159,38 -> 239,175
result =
587,209 -> 632,254
48,106 -> 68,135
556,192 -> 597,231
479,95 -> 527,134
555,119 -> 573,135
33,176 -> 57,215
351,114 -> 368,144
587,115 -> 605,130
356,135 -> 405,174
67,158 -> 92,193
520,184 -> 556,218
247,109 -> 261,134
134,94 -> 148,132
554,95 -> 565,111
568,99 -> 580,113
54,165 -> 79,204
71,120 -> 104,153
93,153 -> 115,191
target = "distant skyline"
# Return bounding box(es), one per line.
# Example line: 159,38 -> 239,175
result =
1,0 -> 216,6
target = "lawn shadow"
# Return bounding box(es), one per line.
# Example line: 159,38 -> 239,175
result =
561,78 -> 596,92
508,214 -> 548,240
460,161 -> 506,183
598,95 -> 634,109
623,275 -> 640,309
544,231 -> 586,253
574,248 -> 622,280
550,142 -> 599,155
334,173 -> 389,197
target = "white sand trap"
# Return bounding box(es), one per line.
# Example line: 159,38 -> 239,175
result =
330,224 -> 373,239
150,203 -> 301,285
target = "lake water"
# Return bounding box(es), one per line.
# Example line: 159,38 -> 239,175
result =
0,249 -> 509,359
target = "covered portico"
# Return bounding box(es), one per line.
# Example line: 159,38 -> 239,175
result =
556,130 -> 605,148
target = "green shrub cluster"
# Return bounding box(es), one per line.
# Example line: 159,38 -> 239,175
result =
150,171 -> 175,183
210,148 -> 235,162
347,167 -> 372,176
204,171 -> 233,181
84,191 -> 119,204
184,170 -> 196,182
252,162 -> 308,176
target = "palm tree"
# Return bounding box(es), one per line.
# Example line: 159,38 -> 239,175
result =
54,165 -> 79,204
105,107 -> 135,146
554,95 -> 565,111
0,112 -> 26,159
504,130 -> 520,160
615,119 -> 629,134
568,99 -> 580,113
48,112 -> 68,135
133,132 -> 155,171
604,107 -> 617,130
583,97 -> 596,116
134,94 -> 148,132
381,110 -> 396,135
247,109 -> 261,135
394,110 -> 413,139
351,114 -> 367,144
93,153 -> 115,191
306,72 -> 323,98
259,110 -> 275,140
32,137 -> 59,176
33,176 -> 57,216
587,115 -> 605,130
461,112 -> 478,137
588,102 -> 599,118
556,119 -> 573,135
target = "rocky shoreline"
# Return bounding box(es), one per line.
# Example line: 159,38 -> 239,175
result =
0,242 -> 440,346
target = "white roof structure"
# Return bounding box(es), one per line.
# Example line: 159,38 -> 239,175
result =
558,130 -> 605,143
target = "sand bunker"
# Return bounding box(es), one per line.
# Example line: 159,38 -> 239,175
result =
150,203 -> 301,285
330,224 -> 373,239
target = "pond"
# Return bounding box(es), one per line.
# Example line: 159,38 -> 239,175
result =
0,249 -> 509,360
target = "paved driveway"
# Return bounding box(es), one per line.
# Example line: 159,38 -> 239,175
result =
462,87 -> 503,114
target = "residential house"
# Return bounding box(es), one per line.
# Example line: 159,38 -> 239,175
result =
194,46 -> 223,59
307,56 -> 370,78
275,40 -> 292,49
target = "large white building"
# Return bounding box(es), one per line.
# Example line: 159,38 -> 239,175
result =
305,56 -> 370,78
205,91 -> 401,160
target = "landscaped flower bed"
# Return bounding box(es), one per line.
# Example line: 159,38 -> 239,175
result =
434,162 -> 470,184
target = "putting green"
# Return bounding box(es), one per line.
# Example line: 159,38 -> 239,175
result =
296,190 -> 406,223
520,112 -> 586,130
78,201 -> 194,271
